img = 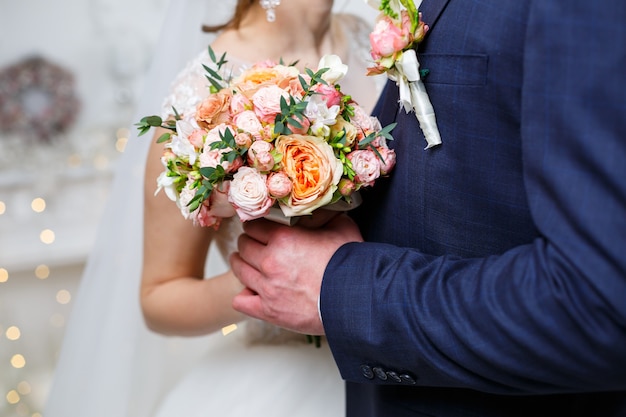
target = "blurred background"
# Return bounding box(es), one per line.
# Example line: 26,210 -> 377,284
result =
0,1 -> 377,416
1,0 -> 168,415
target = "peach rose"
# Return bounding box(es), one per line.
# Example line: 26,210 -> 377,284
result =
274,134 -> 343,216
195,89 -> 232,130
234,64 -> 299,99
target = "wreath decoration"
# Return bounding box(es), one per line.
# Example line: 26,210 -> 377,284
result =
0,56 -> 80,142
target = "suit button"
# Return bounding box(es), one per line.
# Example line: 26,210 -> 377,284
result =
360,365 -> 374,379
386,371 -> 402,383
373,367 -> 388,381
400,373 -> 417,385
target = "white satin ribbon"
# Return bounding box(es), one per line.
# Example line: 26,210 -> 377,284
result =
389,49 -> 442,149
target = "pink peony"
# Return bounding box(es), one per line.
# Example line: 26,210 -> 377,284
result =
348,149 -> 381,187
377,147 -> 397,175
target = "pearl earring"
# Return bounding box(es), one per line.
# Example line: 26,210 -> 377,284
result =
260,0 -> 281,23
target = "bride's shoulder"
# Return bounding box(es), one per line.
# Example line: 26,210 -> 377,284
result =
160,48 -> 211,119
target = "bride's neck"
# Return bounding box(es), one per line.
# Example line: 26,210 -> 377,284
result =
214,1 -> 341,69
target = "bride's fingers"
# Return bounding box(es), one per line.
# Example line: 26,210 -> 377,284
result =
232,286 -> 265,320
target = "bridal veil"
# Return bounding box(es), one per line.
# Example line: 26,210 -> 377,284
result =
44,2 -> 230,416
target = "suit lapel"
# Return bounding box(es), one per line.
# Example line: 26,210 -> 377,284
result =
418,0 -> 452,33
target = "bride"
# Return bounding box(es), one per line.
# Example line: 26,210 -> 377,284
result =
44,1 -> 384,416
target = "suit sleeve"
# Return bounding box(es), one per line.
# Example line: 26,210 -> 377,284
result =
320,1 -> 626,395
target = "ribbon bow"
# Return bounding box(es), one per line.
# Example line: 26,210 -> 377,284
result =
389,49 -> 441,149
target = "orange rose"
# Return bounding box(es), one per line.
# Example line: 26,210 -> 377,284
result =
234,65 -> 299,99
195,89 -> 232,130
275,134 -> 343,216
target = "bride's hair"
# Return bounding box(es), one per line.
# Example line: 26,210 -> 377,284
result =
202,0 -> 254,32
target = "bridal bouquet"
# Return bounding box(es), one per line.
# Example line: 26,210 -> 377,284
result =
136,49 -> 396,229
366,0 -> 441,149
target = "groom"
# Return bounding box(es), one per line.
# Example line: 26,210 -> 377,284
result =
231,0 -> 626,416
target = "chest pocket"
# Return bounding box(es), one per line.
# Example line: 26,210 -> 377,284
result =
418,53 -> 488,86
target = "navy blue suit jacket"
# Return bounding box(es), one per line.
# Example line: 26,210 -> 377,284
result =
321,1 -> 626,416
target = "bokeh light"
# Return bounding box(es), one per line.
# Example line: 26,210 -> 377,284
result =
35,264 -> 50,279
56,289 -> 71,305
11,354 -> 26,369
31,198 -> 46,213
40,229 -> 55,244
6,326 -> 21,341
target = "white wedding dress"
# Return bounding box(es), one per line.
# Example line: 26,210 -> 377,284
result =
44,4 -> 384,417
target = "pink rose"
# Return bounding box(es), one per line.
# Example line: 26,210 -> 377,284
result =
287,114 -> 311,135
178,179 -> 217,228
376,146 -> 396,175
206,181 -> 237,218
369,14 -> 411,61
188,129 -> 206,148
235,132 -> 253,148
233,110 -> 263,140
228,167 -> 273,221
247,140 -> 275,172
351,104 -> 375,134
267,172 -> 292,198
338,178 -> 356,197
201,124 -> 243,173
348,149 -> 381,187
230,93 -> 251,115
312,83 -> 342,108
252,85 -> 288,124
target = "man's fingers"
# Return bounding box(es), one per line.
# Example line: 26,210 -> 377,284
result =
241,218 -> 281,244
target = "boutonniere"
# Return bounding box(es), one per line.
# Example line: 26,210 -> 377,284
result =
365,0 -> 442,149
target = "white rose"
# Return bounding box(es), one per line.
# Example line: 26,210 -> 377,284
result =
317,54 -> 348,84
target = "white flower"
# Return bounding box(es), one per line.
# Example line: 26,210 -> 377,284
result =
317,54 -> 348,84
169,117 -> 200,164
304,95 -> 340,138
155,171 -> 178,202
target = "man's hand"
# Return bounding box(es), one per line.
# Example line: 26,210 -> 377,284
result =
230,213 -> 363,335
